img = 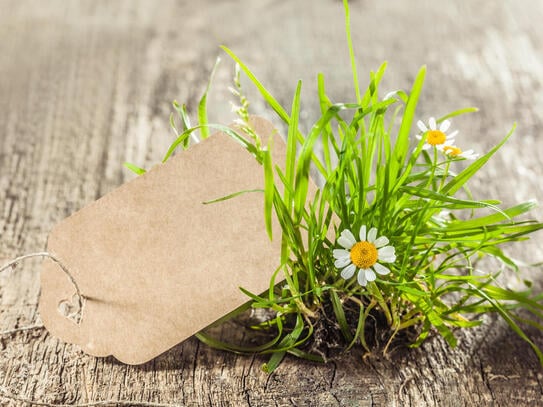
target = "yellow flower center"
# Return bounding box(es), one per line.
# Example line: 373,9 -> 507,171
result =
426,130 -> 446,146
350,241 -> 378,269
443,145 -> 462,156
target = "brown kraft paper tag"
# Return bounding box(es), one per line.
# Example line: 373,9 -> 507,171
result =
39,117 -> 291,364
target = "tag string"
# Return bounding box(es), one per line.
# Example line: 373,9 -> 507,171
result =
0,252 -> 85,326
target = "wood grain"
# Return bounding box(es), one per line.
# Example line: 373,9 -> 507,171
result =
1,0 -> 542,405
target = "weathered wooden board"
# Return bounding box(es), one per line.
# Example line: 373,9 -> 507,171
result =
0,0 -> 542,405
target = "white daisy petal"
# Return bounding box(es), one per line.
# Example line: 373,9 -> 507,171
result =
341,228 -> 356,241
357,269 -> 367,286
373,262 -> 391,275
341,264 -> 356,279
448,129 -> 459,139
338,230 -> 356,249
339,229 -> 357,248
337,237 -> 351,249
359,225 -> 366,242
367,227 -> 377,243
365,269 -> 376,281
378,246 -> 395,258
334,257 -> 351,268
374,236 -> 389,248
380,254 -> 396,263
439,119 -> 451,132
383,91 -> 397,101
415,134 -> 423,140
417,120 -> 428,132
422,144 -> 432,150
333,249 -> 350,260
429,117 -> 437,130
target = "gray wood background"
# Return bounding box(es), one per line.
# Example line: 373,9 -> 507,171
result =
1,0 -> 542,405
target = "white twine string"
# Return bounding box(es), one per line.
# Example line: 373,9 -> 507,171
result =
0,252 -> 85,330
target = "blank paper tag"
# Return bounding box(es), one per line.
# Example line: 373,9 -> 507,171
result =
39,118 -> 287,364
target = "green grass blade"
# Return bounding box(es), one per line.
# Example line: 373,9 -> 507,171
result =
123,162 -> 146,175
293,103 -> 353,221
285,81 -> 302,214
262,314 -> 304,373
317,73 -> 333,173
442,124 -> 516,195
173,100 -> 192,130
445,200 -> 538,230
400,185 -> 505,213
469,283 -> 543,365
172,100 -> 194,146
330,289 -> 353,341
221,46 -> 289,124
389,65 -> 426,186
162,124 -> 256,163
202,189 -> 264,205
287,348 -> 324,362
263,139 -> 274,241
438,107 -> 479,123
196,320 -> 284,354
198,57 -> 221,140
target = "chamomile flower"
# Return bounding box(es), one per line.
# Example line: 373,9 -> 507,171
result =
416,117 -> 458,150
442,145 -> 479,160
333,225 -> 396,287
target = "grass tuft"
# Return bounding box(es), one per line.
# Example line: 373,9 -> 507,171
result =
126,0 -> 543,373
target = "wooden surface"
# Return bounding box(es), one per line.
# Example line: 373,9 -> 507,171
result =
1,0 -> 542,405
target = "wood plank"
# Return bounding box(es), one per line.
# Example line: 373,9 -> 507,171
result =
1,0 -> 542,405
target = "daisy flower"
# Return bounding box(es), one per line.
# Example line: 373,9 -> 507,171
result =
333,225 -> 396,287
442,145 -> 479,160
416,117 -> 458,150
